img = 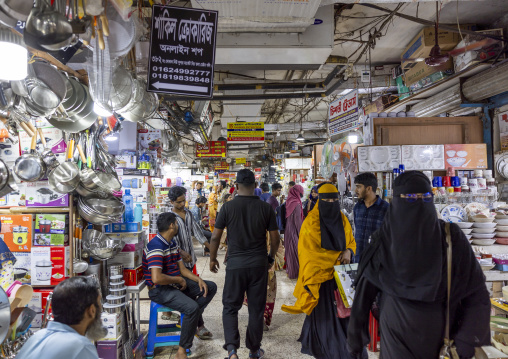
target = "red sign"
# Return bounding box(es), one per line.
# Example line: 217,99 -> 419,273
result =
196,141 -> 227,158
215,161 -> 230,170
254,168 -> 261,172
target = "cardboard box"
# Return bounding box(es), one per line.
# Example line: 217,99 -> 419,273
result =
403,57 -> 454,86
12,252 -> 31,284
28,289 -> 53,328
19,126 -> 66,155
25,181 -> 69,207
33,233 -> 68,246
34,214 -> 68,234
122,242 -> 144,252
31,246 -> 70,286
0,140 -> 20,162
138,129 -> 161,151
6,188 -> 26,207
106,232 -> 144,245
97,336 -> 124,359
453,29 -> 504,73
364,94 -> 399,115
0,214 -> 33,252
373,64 -> 398,77
124,266 -> 144,287
109,249 -> 143,269
116,152 -> 137,169
100,313 -> 125,341
396,75 -> 410,100
408,70 -> 453,91
401,26 -> 468,69
118,175 -> 149,191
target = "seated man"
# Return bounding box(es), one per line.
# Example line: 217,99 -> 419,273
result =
16,276 -> 105,359
143,212 -> 217,359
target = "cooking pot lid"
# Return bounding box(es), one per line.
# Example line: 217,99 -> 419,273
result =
37,188 -> 53,194
36,260 -> 52,267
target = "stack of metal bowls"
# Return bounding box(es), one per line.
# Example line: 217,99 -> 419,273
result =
117,79 -> 158,122
82,228 -> 125,260
78,195 -> 124,225
104,273 -> 127,314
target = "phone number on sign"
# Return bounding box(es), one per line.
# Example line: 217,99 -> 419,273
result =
152,73 -> 210,82
152,66 -> 210,77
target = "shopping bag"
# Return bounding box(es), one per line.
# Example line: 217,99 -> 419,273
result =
333,263 -> 358,309
333,289 -> 351,318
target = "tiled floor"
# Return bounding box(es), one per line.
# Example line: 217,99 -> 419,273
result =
138,243 -> 380,358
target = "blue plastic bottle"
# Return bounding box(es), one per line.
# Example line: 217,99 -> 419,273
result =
134,204 -> 143,227
123,189 -> 134,222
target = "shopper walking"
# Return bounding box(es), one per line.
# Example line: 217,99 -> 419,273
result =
284,184 -> 304,279
348,171 -> 490,359
217,180 -> 229,212
208,186 -> 218,232
353,172 -> 389,263
168,186 -> 209,270
282,183 -> 357,359
143,212 -> 217,359
16,277 -> 104,359
254,182 -> 262,197
259,183 -> 271,202
303,186 -> 318,217
209,169 -> 280,359
267,183 -> 282,211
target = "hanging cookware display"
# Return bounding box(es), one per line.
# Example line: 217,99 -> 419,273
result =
14,131 -> 46,182
37,128 -> 58,173
78,195 -> 124,225
48,139 -> 80,193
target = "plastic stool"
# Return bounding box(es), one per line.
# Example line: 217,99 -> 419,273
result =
368,312 -> 380,352
145,301 -> 185,359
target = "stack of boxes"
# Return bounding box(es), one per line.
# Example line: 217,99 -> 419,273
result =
107,231 -> 146,287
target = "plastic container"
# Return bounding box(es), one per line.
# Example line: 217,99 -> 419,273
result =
123,189 -> 134,222
134,204 -> 143,225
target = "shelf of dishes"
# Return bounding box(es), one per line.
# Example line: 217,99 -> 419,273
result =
358,144 -> 488,172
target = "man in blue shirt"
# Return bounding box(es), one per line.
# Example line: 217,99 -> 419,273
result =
353,172 -> 389,263
16,276 -> 105,359
259,183 -> 271,202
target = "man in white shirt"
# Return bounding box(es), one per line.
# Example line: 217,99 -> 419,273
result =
16,277 -> 106,359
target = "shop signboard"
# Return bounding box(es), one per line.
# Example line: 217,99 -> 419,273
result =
328,90 -> 359,136
499,110 -> 508,151
235,158 -> 246,164
215,161 -> 230,171
254,168 -> 262,173
444,144 -> 488,169
196,141 -> 226,158
147,5 -> 218,98
227,122 -> 265,143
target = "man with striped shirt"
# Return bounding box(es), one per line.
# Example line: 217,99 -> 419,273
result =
143,212 -> 217,359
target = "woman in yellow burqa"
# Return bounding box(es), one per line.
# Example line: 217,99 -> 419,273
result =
282,183 -> 360,359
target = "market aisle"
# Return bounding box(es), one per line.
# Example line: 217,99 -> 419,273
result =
139,242 -> 380,358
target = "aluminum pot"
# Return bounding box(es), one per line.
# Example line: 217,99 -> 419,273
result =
106,295 -> 126,305
38,128 -> 58,172
109,288 -> 126,297
14,131 -> 46,182
109,275 -> 124,283
103,303 -> 124,314
109,281 -> 125,290
48,139 -> 80,193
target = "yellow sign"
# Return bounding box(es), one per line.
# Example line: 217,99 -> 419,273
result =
236,158 -> 246,164
227,122 -> 265,143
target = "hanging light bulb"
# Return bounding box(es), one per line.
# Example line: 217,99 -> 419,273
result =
296,131 -> 305,141
0,28 -> 27,81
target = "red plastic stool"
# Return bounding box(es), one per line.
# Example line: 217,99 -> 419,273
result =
368,312 -> 380,352
192,264 -> 199,276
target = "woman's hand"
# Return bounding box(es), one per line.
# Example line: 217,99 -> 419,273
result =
338,249 -> 351,264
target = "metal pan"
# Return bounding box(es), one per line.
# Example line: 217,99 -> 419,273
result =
31,62 -> 67,102
48,139 -> 80,193
106,295 -> 126,305
14,131 -> 46,182
38,128 -> 58,172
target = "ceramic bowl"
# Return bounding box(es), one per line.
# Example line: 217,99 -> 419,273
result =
473,222 -> 496,228
474,216 -> 495,223
497,232 -> 508,238
471,233 -> 495,239
456,222 -> 473,229
472,239 -> 496,246
496,219 -> 508,225
497,225 -> 508,232
473,228 -> 496,234
461,228 -> 473,235
496,237 -> 508,245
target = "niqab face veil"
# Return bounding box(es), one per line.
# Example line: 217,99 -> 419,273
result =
317,185 -> 346,252
366,171 -> 443,302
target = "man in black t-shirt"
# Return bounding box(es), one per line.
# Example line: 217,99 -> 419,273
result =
210,169 -> 280,359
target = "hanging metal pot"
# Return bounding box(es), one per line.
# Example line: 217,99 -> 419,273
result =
38,128 -> 58,173
48,139 -> 81,193
13,131 -> 46,182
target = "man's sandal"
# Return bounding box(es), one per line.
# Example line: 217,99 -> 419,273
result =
195,326 -> 213,340
225,349 -> 238,359
249,349 -> 265,358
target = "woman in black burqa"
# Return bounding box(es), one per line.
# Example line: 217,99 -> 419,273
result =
348,171 -> 490,359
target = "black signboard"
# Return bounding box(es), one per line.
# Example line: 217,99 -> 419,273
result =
147,5 -> 218,98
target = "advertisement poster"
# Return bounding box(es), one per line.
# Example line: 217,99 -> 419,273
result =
147,5 -> 218,97
235,158 -> 246,164
444,144 -> 488,169
499,110 -> 508,151
0,215 -> 33,252
196,141 -> 226,158
214,161 -> 230,171
227,122 -> 265,143
328,90 -> 359,136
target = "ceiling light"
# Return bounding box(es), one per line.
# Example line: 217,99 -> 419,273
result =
284,151 -> 290,154
296,132 -> 305,141
94,102 -> 113,117
0,29 -> 27,81
347,134 -> 358,144
276,131 -> 281,137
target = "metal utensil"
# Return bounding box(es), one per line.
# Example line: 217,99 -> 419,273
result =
38,128 -> 58,172
25,0 -> 73,47
73,226 -> 88,274
13,131 -> 46,182
48,139 -> 80,193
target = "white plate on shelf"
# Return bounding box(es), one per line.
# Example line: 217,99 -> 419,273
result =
471,233 -> 496,239
496,219 -> 508,225
441,205 -> 467,223
497,225 -> 508,231
472,228 -> 496,234
481,264 -> 496,271
472,239 -> 496,246
370,147 -> 389,165
473,216 -> 495,223
497,231 -> 508,237
472,222 -> 497,228
456,222 -> 473,229
461,228 -> 473,234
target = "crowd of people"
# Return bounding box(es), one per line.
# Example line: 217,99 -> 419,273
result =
15,169 -> 491,359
